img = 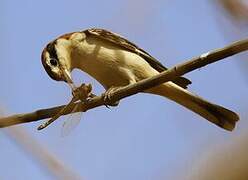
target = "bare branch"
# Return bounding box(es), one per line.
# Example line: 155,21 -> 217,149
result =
0,38 -> 248,128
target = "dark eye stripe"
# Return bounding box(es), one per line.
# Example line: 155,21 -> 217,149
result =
47,41 -> 58,60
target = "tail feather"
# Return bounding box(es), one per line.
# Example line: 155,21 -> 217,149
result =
146,82 -> 239,131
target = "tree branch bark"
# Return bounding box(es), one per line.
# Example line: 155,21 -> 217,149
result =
0,38 -> 248,128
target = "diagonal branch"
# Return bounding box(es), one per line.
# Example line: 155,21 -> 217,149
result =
0,38 -> 248,128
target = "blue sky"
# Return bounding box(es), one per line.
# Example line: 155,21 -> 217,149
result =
1,0 -> 248,179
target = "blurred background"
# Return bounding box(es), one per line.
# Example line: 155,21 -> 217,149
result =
1,0 -> 248,179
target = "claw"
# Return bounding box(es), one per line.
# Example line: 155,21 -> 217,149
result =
103,87 -> 120,107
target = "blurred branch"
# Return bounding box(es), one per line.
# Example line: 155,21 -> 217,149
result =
5,127 -> 81,180
183,131 -> 248,180
214,0 -> 248,82
0,38 -> 248,128
218,0 -> 248,21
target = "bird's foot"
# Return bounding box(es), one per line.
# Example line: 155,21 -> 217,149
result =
103,87 -> 120,107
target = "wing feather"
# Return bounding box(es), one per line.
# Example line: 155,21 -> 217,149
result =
85,28 -> 191,88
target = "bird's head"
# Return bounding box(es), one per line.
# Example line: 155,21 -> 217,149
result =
42,32 -> 87,91
41,37 -> 74,84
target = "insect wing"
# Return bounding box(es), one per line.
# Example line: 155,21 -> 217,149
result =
61,103 -> 83,137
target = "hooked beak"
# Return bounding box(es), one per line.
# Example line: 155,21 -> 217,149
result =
61,68 -> 76,90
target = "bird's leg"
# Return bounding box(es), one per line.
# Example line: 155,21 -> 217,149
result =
103,78 -> 137,107
102,86 -> 123,107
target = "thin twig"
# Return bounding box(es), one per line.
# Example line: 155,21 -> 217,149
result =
0,38 -> 248,128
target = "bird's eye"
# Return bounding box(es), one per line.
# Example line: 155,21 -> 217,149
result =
50,58 -> 58,66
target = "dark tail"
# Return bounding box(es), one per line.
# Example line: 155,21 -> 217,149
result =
146,82 -> 239,131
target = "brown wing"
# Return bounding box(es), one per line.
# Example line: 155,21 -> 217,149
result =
85,28 -> 191,88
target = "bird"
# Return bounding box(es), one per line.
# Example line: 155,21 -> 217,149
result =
41,28 -> 239,131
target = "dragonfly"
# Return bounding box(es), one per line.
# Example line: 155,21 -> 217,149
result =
37,83 -> 94,135
61,83 -> 96,136
61,103 -> 83,137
